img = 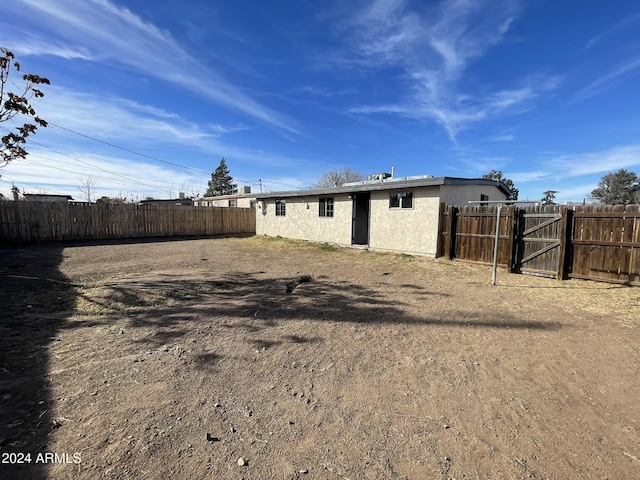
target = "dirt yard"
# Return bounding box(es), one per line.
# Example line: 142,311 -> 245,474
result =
1,235 -> 639,479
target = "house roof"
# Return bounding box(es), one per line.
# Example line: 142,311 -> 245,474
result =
197,193 -> 256,201
254,176 -> 511,199
23,194 -> 74,200
139,198 -> 193,205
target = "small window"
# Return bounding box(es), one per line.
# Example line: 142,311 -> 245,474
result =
319,197 -> 334,217
390,191 -> 413,209
275,199 -> 286,216
401,192 -> 413,208
229,199 -> 237,207
480,194 -> 489,206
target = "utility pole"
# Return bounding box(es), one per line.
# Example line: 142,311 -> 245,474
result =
258,179 -> 263,193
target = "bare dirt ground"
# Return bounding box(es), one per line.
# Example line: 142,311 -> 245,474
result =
1,235 -> 639,480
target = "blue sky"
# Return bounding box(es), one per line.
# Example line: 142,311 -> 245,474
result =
1,0 -> 639,202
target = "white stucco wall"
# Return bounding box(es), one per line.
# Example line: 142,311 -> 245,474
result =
256,194 -> 352,245
368,187 -> 441,255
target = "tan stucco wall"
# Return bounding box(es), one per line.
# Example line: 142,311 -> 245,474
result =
256,195 -> 352,245
368,188 -> 441,256
256,184 -> 507,255
194,197 -> 255,208
439,184 -> 507,206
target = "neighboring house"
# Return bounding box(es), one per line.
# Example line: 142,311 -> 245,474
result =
254,175 -> 510,256
23,194 -> 74,202
194,186 -> 256,208
139,198 -> 194,207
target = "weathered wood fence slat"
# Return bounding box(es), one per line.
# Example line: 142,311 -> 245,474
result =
0,202 -> 256,243
438,203 -> 640,287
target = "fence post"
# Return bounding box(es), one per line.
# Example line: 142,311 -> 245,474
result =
557,207 -> 572,280
436,202 -> 445,257
448,205 -> 458,259
506,206 -> 516,273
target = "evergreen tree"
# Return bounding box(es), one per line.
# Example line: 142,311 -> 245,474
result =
541,190 -> 557,205
591,169 -> 639,205
482,170 -> 519,200
205,158 -> 237,197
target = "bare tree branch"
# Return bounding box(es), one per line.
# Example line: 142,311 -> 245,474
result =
314,168 -> 364,188
78,175 -> 97,203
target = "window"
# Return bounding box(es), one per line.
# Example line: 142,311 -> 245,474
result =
319,197 -> 334,217
229,199 -> 237,207
480,194 -> 489,206
389,191 -> 413,209
275,199 -> 286,216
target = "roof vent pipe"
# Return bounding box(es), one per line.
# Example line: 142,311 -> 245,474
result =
391,166 -> 395,178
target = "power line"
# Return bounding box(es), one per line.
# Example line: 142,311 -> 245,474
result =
4,121 -> 256,190
46,122 -> 257,186
25,154 -> 183,191
0,174 -> 69,196
48,122 -> 211,175
1,125 -> 207,190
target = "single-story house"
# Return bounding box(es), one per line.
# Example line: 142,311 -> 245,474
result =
23,194 -> 74,202
254,175 -> 510,256
194,186 -> 256,208
139,197 -> 194,207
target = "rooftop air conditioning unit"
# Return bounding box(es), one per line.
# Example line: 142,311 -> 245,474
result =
366,173 -> 392,182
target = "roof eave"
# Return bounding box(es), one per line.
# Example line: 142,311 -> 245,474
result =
254,177 -> 511,199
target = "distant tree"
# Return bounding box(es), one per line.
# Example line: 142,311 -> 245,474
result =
96,195 -> 128,204
78,175 -> 97,203
205,157 -> 237,197
541,190 -> 558,205
482,170 -> 519,200
314,167 -> 364,188
591,169 -> 639,205
1,47 -> 50,168
11,183 -> 20,200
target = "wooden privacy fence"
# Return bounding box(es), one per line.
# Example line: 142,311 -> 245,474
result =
439,204 -> 515,267
570,205 -> 640,285
0,202 -> 256,243
438,203 -> 640,286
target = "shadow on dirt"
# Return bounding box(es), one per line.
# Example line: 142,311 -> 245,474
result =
0,240 -> 565,480
72,271 -> 563,353
0,244 -> 77,480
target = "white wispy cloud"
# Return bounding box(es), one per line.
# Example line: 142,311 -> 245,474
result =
456,155 -> 511,175
6,0 -> 298,135
489,133 -> 515,142
342,0 -> 559,141
554,183 -> 598,203
1,150 -> 206,200
33,86 -> 313,170
573,56 -> 640,101
543,144 -> 640,178
0,85 -> 319,199
298,86 -> 357,97
584,13 -> 640,50
508,170 -> 551,183
38,87 -> 223,146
